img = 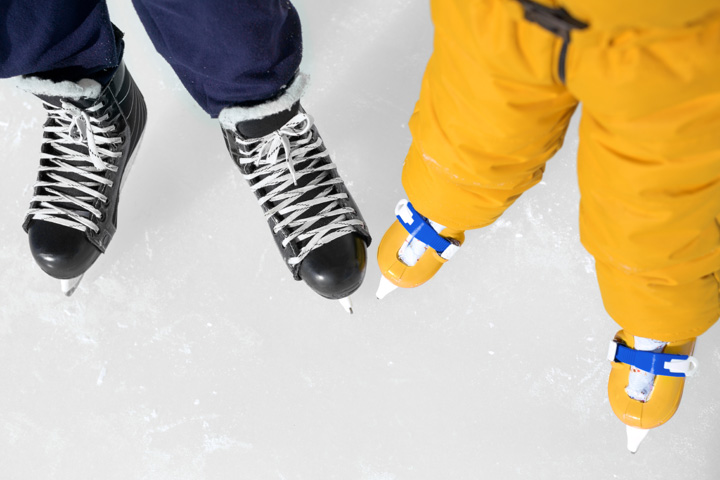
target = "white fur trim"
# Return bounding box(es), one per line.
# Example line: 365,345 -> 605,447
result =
219,73 -> 309,129
15,76 -> 102,99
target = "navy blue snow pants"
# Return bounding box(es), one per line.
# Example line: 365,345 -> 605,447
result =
0,0 -> 303,117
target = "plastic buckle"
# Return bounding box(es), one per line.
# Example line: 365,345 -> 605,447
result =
665,357 -> 699,377
608,340 -> 699,378
395,200 -> 455,257
517,0 -> 588,39
396,199 -> 415,225
607,340 -> 619,362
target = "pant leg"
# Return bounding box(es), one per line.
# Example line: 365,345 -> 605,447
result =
568,15 -> 720,341
401,0 -> 578,231
0,0 -> 121,81
132,0 -> 302,117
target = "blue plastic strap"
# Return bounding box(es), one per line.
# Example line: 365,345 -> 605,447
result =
612,343 -> 690,378
396,201 -> 452,255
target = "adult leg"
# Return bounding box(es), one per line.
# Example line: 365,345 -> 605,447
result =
0,0 -> 122,83
132,0 -> 302,117
133,0 -> 370,310
8,1 -> 147,294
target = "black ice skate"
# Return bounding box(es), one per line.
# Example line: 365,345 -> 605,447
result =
219,74 -> 371,313
17,61 -> 147,295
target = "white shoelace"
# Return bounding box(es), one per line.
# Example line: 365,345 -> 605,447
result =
26,100 -> 122,233
234,112 -> 364,265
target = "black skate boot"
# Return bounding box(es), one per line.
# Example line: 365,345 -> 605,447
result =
219,73 -> 371,313
17,61 -> 147,295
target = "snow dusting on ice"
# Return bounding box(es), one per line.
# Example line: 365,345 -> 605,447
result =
0,0 -> 718,479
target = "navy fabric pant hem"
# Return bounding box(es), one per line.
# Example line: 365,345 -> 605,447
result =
0,1 -> 122,82
131,0 -> 303,117
2,0 -> 304,117
32,25 -> 124,87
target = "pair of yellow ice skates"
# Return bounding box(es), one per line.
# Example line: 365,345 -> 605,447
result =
377,199 -> 699,453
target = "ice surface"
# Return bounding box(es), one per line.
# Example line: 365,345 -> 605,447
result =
1,0 -> 719,479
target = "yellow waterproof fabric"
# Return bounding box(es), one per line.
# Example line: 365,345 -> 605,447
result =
533,0 -> 719,30
402,0 -> 720,341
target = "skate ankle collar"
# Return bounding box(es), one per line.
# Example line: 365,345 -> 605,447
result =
219,73 -> 309,129
395,200 -> 459,260
608,340 -> 699,377
16,76 -> 102,100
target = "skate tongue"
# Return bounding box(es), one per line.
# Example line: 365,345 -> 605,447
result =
36,94 -> 96,110
235,105 -> 344,254
32,100 -> 113,222
235,102 -> 301,138
18,76 -> 102,109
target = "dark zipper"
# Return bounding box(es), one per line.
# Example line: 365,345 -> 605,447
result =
516,0 -> 589,83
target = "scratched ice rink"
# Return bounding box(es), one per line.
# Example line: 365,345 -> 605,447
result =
1,1 -> 719,479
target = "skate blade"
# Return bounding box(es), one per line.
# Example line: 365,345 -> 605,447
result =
376,275 -> 398,300
626,425 -> 649,453
120,129 -> 146,188
60,275 -> 84,297
338,296 -> 354,314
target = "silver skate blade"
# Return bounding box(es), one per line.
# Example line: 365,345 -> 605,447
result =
338,296 -> 354,314
626,425 -> 649,453
120,130 -> 146,188
60,275 -> 84,297
376,275 -> 398,300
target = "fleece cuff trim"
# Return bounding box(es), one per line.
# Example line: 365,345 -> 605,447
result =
15,76 -> 102,99
219,73 -> 309,129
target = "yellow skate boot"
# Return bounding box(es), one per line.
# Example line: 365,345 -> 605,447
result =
376,199 -> 464,299
607,330 -> 698,453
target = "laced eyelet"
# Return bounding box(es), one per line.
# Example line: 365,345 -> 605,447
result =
230,111 -> 366,265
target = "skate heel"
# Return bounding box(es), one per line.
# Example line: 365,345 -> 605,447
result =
607,330 -> 698,452
376,199 -> 464,299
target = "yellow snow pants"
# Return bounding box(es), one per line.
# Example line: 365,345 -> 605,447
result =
402,0 -> 720,341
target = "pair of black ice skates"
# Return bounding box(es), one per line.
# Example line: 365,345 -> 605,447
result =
18,61 -> 371,313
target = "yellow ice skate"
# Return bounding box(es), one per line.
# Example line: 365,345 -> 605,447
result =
607,330 -> 698,453
376,199 -> 464,299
